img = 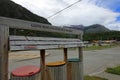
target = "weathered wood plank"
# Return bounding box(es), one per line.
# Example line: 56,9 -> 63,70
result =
10,44 -> 83,51
0,25 -> 9,80
0,16 -> 83,35
9,36 -> 83,50
10,41 -> 82,45
10,36 -> 80,41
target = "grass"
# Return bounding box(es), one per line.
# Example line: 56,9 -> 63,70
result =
105,66 -> 120,75
84,76 -> 108,80
84,43 -> 119,51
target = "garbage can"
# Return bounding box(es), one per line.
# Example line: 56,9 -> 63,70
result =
46,61 -> 67,80
67,58 -> 81,80
11,65 -> 41,80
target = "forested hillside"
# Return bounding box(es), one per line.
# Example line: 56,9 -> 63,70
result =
84,24 -> 110,33
83,31 -> 120,41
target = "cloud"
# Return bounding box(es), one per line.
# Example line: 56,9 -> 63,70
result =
11,0 -> 120,30
106,21 -> 120,30
48,1 -> 120,26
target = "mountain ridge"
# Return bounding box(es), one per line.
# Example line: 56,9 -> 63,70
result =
65,24 -> 110,33
84,24 -> 110,33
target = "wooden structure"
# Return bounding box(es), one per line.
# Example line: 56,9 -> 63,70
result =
0,16 -> 84,80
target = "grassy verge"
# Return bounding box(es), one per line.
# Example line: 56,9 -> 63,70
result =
84,76 -> 108,80
67,43 -> 119,51
84,43 -> 119,51
105,66 -> 120,75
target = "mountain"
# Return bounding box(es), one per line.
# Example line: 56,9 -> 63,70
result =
64,25 -> 84,30
84,24 -> 110,33
0,0 -> 51,24
65,24 -> 110,33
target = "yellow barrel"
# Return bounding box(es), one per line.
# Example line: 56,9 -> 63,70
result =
46,61 -> 67,80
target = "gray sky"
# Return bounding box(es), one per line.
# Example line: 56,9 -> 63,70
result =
11,0 -> 120,31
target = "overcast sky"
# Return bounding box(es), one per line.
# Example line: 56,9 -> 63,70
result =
11,0 -> 120,31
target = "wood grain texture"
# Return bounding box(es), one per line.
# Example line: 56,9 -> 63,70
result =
0,17 -> 82,35
9,36 -> 83,51
40,50 -> 46,80
0,25 -> 9,80
64,48 -> 68,62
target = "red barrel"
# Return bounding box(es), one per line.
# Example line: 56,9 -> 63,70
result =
11,65 -> 41,80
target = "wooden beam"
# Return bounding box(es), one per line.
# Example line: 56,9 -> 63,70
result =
0,25 -> 9,80
40,50 -> 46,80
0,16 -> 82,35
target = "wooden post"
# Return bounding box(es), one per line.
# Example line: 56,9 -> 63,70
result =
0,24 -> 9,80
40,50 -> 46,80
78,34 -> 84,80
64,48 -> 71,80
64,48 -> 72,80
78,47 -> 83,62
64,48 -> 67,62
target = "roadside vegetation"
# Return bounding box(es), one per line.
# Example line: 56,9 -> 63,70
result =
84,76 -> 108,80
105,66 -> 120,75
68,43 -> 120,51
83,31 -> 120,41
84,43 -> 119,51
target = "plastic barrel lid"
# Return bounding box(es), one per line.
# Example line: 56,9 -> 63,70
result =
68,58 -> 80,62
46,61 -> 66,67
11,65 -> 40,77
